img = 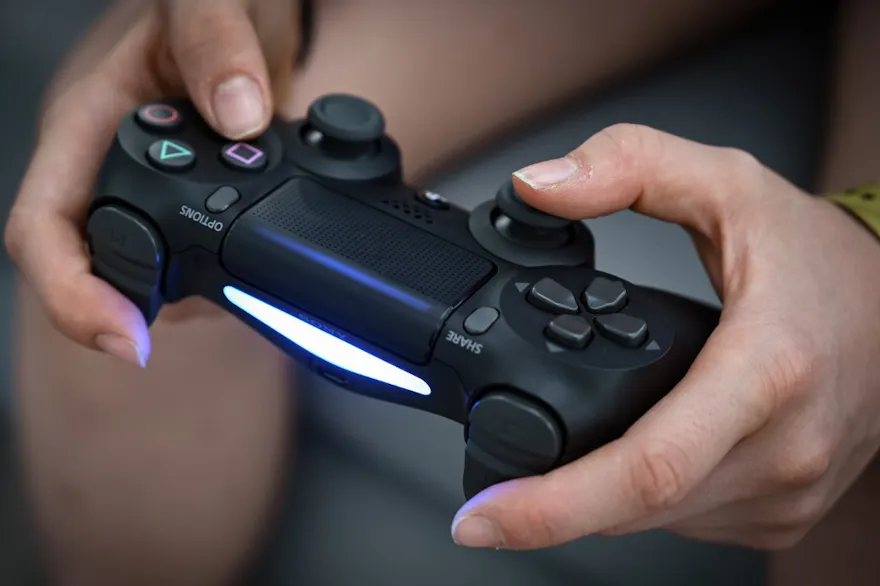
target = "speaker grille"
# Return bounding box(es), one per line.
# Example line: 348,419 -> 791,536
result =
242,178 -> 494,306
380,198 -> 435,224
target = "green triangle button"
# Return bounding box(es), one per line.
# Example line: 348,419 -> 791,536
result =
159,140 -> 193,160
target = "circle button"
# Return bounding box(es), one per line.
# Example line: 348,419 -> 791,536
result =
147,139 -> 196,172
137,104 -> 182,131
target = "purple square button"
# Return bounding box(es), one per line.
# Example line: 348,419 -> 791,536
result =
222,142 -> 267,171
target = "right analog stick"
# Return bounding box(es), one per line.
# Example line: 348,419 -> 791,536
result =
493,180 -> 573,249
303,94 -> 385,159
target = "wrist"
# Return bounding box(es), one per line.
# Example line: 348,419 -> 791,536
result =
824,183 -> 880,241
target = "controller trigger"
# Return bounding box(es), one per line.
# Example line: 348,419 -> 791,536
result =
87,205 -> 166,325
463,390 -> 563,496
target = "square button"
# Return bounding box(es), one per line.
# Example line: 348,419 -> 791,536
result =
222,142 -> 267,171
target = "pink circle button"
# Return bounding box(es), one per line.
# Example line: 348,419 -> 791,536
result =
136,104 -> 182,130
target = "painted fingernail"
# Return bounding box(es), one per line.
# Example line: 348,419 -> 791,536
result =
451,515 -> 504,548
212,75 -> 266,139
95,334 -> 145,368
514,157 -> 580,189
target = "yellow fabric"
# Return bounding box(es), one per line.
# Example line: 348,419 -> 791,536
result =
826,183 -> 880,237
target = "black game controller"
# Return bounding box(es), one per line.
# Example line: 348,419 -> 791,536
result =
86,94 -> 720,499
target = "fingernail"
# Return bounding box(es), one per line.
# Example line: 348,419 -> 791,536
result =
212,75 -> 266,139
514,157 -> 581,189
451,515 -> 504,548
95,334 -> 145,368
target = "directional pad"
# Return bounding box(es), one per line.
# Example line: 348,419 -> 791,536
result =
527,278 -> 579,314
584,277 -> 627,313
545,315 -> 592,349
595,314 -> 648,348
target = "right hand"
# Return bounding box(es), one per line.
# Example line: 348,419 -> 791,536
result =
4,0 -> 303,367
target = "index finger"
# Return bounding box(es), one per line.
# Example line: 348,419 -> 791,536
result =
4,28 -> 161,366
451,320 -> 775,549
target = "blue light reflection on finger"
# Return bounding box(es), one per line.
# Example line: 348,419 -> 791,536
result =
223,286 -> 432,396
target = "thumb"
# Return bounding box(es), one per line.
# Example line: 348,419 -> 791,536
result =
162,0 -> 274,140
512,123 -> 763,238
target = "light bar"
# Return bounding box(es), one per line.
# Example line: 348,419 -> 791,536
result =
223,286 -> 432,396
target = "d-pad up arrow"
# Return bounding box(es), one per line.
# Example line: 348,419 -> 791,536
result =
645,340 -> 660,351
159,140 -> 193,160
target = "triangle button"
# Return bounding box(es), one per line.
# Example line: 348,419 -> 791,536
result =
149,139 -> 196,171
159,140 -> 193,160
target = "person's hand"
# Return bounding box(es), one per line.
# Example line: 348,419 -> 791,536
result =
450,124 -> 880,551
4,0 -> 301,367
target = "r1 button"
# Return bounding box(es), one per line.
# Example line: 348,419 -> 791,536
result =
221,142 -> 267,171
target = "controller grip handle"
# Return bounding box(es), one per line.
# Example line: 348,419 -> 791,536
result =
86,205 -> 166,325
463,391 -> 564,499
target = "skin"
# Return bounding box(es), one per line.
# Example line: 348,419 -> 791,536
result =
3,0 -> 879,584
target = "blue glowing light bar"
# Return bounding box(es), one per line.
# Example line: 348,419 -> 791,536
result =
223,286 -> 432,396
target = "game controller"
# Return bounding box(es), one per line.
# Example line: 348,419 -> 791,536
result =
86,94 -> 720,499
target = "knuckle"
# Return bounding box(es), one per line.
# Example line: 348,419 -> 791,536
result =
774,493 -> 826,530
2,213 -> 24,262
720,146 -> 761,173
719,147 -> 763,185
758,335 -> 818,409
42,286 -> 79,336
627,440 -> 691,514
592,123 -> 665,171
772,442 -> 833,489
712,146 -> 766,208
173,10 -> 246,74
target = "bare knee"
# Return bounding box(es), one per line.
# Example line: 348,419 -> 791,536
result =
13,287 -> 294,586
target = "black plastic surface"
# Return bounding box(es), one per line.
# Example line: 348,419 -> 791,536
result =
87,95 -> 720,499
222,177 -> 495,363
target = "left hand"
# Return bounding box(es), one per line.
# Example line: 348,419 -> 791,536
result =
450,124 -> 880,551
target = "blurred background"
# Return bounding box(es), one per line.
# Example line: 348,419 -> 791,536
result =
0,1 -> 834,584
